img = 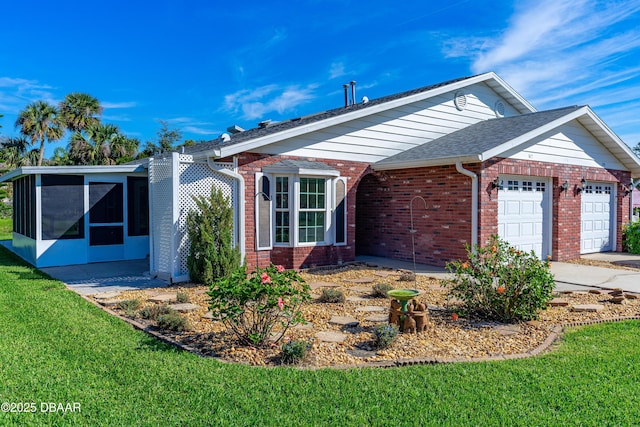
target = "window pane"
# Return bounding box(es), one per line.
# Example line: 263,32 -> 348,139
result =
90,226 -> 124,246
298,212 -> 325,243
41,175 -> 84,240
275,211 -> 289,243
89,182 -> 123,224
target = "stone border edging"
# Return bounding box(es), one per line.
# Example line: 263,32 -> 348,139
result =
72,286 -> 640,370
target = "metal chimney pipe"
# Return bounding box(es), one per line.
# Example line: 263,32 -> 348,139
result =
350,81 -> 356,106
343,84 -> 349,107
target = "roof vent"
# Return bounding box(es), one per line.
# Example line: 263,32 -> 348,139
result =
454,91 -> 467,111
227,124 -> 245,134
494,100 -> 505,117
362,96 -> 369,104
258,120 -> 272,128
220,133 -> 231,142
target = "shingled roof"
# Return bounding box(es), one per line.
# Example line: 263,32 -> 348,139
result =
182,74 -> 481,157
374,106 -> 585,169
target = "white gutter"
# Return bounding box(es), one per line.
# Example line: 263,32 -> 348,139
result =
207,157 -> 246,264
455,162 -> 478,248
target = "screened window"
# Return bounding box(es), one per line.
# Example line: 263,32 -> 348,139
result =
127,177 -> 149,236
275,177 -> 289,243
89,182 -> 123,224
41,175 -> 84,240
298,178 -> 325,243
12,175 -> 36,239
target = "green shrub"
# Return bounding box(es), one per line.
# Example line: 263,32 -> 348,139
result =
209,264 -> 311,347
622,221 -> 640,254
117,299 -> 141,315
318,288 -> 345,303
138,304 -> 174,320
373,323 -> 399,349
443,235 -> 555,323
280,339 -> 310,365
186,187 -> 241,285
372,283 -> 393,298
157,312 -> 190,331
176,291 -> 190,303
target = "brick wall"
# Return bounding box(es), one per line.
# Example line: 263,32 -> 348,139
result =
231,152 -> 631,269
479,158 -> 631,261
235,153 -> 370,269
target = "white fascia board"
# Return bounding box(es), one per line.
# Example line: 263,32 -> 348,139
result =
262,165 -> 340,176
197,73 -> 526,160
486,73 -> 537,114
373,155 -> 481,171
0,165 -> 147,183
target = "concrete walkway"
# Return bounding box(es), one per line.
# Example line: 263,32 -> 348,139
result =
41,259 -> 169,295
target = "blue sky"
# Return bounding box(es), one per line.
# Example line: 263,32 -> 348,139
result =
1,0 -> 640,158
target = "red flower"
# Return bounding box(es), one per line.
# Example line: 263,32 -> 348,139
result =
276,265 -> 285,273
461,262 -> 469,269
261,272 -> 271,284
451,313 -> 459,321
277,297 -> 284,309
491,245 -> 498,253
497,286 -> 505,294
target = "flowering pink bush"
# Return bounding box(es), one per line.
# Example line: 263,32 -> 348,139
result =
209,264 -> 311,346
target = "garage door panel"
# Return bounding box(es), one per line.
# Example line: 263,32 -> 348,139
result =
498,176 -> 549,259
581,182 -> 613,254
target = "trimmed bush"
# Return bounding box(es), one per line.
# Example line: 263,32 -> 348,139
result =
318,288 -> 345,303
443,235 -> 554,322
186,187 -> 241,285
398,271 -> 415,282
373,323 -> 399,349
280,340 -> 310,365
372,283 -> 393,298
138,304 -> 174,321
117,299 -> 141,316
157,312 -> 190,331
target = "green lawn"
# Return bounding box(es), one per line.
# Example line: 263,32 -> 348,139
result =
1,247 -> 639,426
0,217 -> 11,240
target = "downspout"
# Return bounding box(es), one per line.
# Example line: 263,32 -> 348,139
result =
455,162 -> 478,248
207,157 -> 246,264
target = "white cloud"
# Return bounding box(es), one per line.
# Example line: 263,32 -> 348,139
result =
102,101 -> 137,109
329,62 -> 346,79
442,0 -> 640,117
0,76 -> 58,113
223,84 -> 317,120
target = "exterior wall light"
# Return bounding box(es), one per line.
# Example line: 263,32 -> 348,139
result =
490,177 -> 500,190
576,178 -> 586,194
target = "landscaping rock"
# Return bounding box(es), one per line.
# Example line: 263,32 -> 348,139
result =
365,314 -> 389,323
169,303 -> 200,312
148,293 -> 177,303
315,331 -> 347,343
495,325 -> 521,336
293,322 -> 314,330
588,289 -> 607,295
329,316 -> 359,327
344,277 -> 375,284
374,271 -> 396,278
346,348 -> 378,358
548,298 -> 569,307
100,299 -> 124,307
356,306 -> 386,313
202,311 -> 215,319
609,296 -> 626,305
625,293 -> 639,300
346,296 -> 368,303
572,304 -> 605,312
94,291 -> 122,300
350,286 -> 374,293
308,281 -> 340,290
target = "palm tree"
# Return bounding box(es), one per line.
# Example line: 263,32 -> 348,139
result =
59,93 -> 102,132
0,136 -> 30,169
15,101 -> 64,166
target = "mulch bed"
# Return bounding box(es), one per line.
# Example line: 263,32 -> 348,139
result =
94,263 -> 640,368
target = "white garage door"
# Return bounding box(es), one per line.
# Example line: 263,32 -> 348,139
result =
581,182 -> 613,253
498,177 -> 550,258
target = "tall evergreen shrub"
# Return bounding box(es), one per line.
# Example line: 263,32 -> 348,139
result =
186,187 -> 241,284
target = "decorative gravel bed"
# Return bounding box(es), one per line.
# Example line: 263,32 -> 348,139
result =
97,264 -> 640,368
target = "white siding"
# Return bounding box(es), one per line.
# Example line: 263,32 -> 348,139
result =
258,83 -> 519,162
506,122 -> 625,170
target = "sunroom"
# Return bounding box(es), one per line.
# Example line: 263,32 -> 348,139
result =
0,165 -> 149,267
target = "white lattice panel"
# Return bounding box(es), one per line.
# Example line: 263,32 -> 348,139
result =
149,155 -> 175,275
176,160 -> 237,276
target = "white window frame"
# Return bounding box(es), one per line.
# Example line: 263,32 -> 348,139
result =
333,177 -> 347,246
274,175 -> 292,246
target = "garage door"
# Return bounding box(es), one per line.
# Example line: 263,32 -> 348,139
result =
581,182 -> 613,253
498,177 -> 550,258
